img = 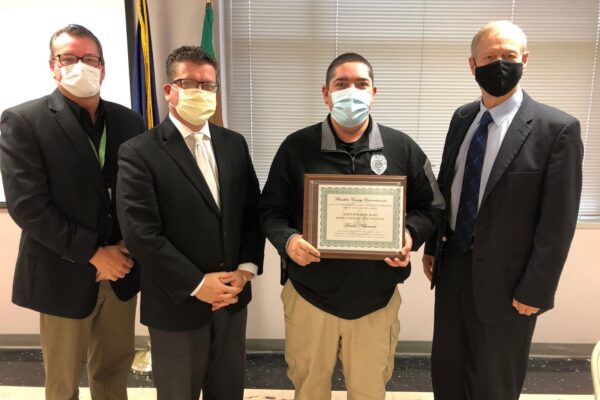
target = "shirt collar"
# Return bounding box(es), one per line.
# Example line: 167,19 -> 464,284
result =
62,93 -> 106,120
480,88 -> 523,125
321,115 -> 383,151
168,112 -> 212,140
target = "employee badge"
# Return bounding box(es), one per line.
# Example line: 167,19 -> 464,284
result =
370,154 -> 387,175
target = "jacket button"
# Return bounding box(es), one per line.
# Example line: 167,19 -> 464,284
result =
218,262 -> 225,268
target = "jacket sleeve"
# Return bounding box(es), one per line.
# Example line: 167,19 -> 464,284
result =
258,139 -> 300,256
111,110 -> 146,243
424,110 -> 459,256
116,141 -> 204,303
238,136 -> 266,273
513,117 -> 583,309
405,141 -> 445,250
0,108 -> 98,263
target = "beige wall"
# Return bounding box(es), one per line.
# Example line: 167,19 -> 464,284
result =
247,225 -> 600,344
1,209 -> 599,343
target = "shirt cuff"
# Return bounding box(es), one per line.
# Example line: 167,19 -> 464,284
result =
237,263 -> 258,280
190,277 -> 205,297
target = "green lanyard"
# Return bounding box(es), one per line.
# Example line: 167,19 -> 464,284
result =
88,125 -> 107,169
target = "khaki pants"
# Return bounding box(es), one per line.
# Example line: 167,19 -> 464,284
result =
282,280 -> 401,400
40,281 -> 137,400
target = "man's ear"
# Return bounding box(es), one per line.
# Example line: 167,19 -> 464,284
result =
521,51 -> 530,70
468,56 -> 476,76
163,83 -> 172,100
322,84 -> 333,110
322,85 -> 329,104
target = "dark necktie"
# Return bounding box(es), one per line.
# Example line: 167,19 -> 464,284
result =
454,111 -> 493,253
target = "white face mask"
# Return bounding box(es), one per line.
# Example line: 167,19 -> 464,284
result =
58,62 -> 102,98
330,86 -> 372,128
172,87 -> 217,126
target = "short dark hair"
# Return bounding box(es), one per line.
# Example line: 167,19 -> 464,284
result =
325,52 -> 374,88
166,46 -> 217,81
49,24 -> 104,61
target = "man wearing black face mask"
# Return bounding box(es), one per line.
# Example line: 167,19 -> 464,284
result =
422,20 -> 583,400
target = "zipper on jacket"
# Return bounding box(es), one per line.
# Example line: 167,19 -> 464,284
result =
322,148 -> 380,173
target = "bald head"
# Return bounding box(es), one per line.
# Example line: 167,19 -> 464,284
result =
471,20 -> 527,58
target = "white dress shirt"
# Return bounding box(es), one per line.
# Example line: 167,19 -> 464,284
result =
167,114 -> 258,296
449,89 -> 524,230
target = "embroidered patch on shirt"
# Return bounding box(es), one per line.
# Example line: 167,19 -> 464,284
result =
370,154 -> 387,175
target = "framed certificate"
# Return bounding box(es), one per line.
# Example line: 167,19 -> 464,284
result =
303,174 -> 407,260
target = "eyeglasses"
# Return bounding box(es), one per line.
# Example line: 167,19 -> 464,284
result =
53,54 -> 103,68
171,79 -> 219,93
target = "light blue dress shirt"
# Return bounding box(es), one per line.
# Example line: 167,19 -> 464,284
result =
449,89 -> 524,230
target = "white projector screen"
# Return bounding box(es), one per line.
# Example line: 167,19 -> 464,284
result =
0,0 -> 132,205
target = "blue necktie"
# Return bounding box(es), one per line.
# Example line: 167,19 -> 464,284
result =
454,111 -> 493,253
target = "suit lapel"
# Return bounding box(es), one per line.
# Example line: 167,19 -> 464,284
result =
442,101 -> 480,192
159,118 -> 220,215
103,104 -> 120,174
480,93 -> 535,207
210,124 -> 229,213
49,90 -> 110,205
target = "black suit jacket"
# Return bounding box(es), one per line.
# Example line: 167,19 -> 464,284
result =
116,117 -> 264,331
425,92 -> 583,323
0,89 -> 145,318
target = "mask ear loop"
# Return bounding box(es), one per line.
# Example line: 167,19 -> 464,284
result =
460,57 -> 480,119
167,84 -> 182,111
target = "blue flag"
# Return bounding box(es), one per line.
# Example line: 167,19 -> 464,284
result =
133,0 -> 159,129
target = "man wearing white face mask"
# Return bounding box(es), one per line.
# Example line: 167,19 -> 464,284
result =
116,46 -> 264,400
0,24 -> 144,399
260,53 -> 444,400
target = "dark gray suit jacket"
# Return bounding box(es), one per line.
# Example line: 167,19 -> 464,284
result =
425,92 -> 583,323
116,117 -> 264,331
0,89 -> 145,318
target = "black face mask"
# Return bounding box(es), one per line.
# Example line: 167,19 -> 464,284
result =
475,59 -> 523,97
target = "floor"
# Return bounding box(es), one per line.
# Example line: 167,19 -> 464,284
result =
0,350 -> 594,399
0,388 -> 594,400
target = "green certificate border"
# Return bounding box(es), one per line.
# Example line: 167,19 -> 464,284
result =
318,186 -> 401,249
